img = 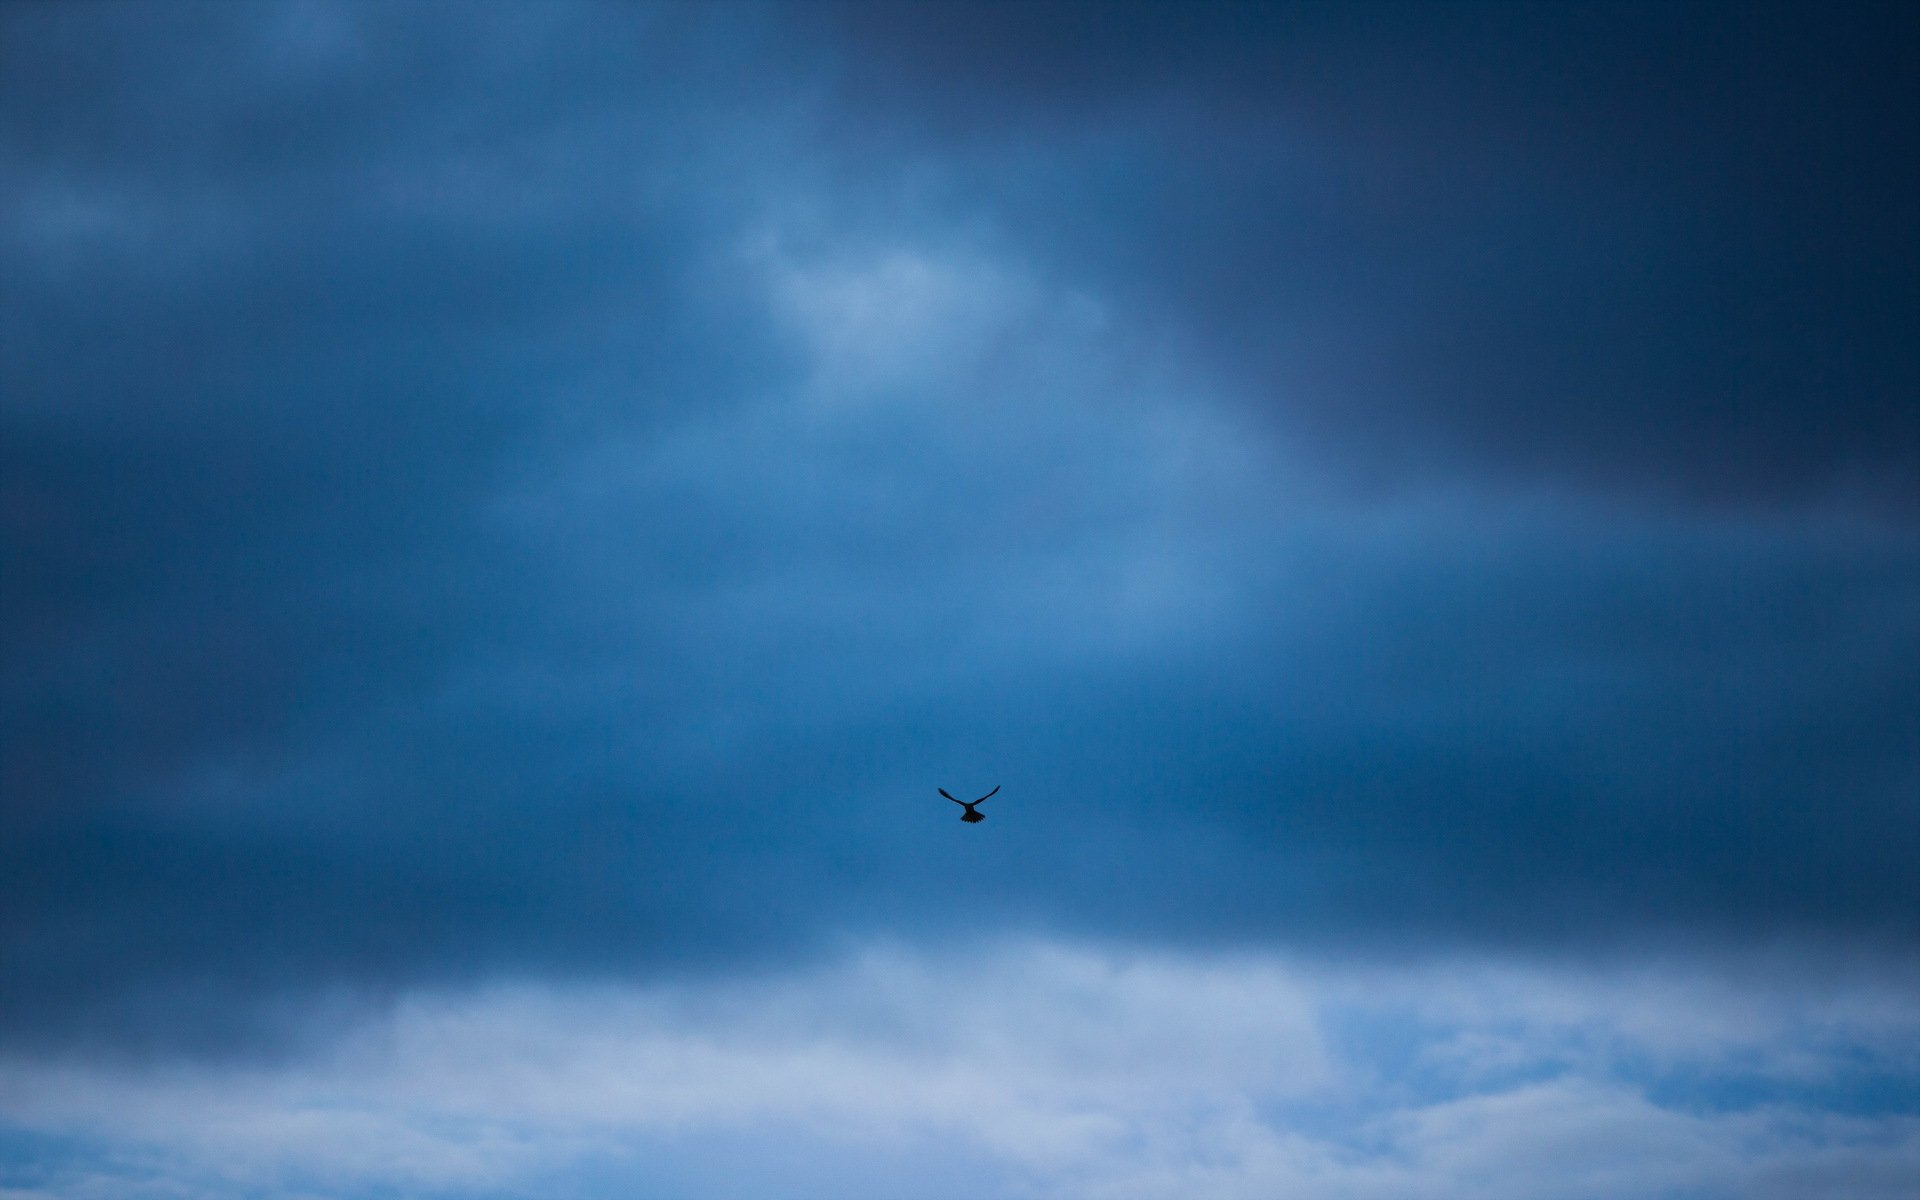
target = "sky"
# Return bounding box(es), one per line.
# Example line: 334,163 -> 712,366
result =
1,1 -> 1917,1196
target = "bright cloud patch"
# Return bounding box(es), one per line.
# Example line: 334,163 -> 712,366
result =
3,943 -> 1915,1199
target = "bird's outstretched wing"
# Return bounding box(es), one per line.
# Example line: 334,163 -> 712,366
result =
939,788 -> 964,805
973,785 -> 1000,803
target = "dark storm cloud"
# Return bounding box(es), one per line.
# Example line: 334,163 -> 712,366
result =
810,0 -> 1920,507
2,0 -> 1916,1057
1,0 -> 807,1048
2,1 -> 791,782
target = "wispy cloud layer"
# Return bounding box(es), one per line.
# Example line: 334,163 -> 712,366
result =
4,942 -> 1917,1199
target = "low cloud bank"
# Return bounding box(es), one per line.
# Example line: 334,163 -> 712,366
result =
3,940 -> 1915,1199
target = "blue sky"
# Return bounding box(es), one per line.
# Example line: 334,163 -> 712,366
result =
2,2 -> 1917,1197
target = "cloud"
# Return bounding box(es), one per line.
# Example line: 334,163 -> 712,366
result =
806,0 -> 1920,509
2,941 -> 1916,1199
1,0 -> 1914,1085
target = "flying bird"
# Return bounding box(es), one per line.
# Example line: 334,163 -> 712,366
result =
940,785 -> 998,823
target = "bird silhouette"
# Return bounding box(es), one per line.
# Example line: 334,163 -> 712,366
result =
939,785 -> 998,823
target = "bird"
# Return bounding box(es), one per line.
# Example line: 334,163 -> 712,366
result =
939,785 -> 998,823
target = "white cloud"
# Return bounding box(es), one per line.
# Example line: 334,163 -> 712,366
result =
2,942 -> 1916,1199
